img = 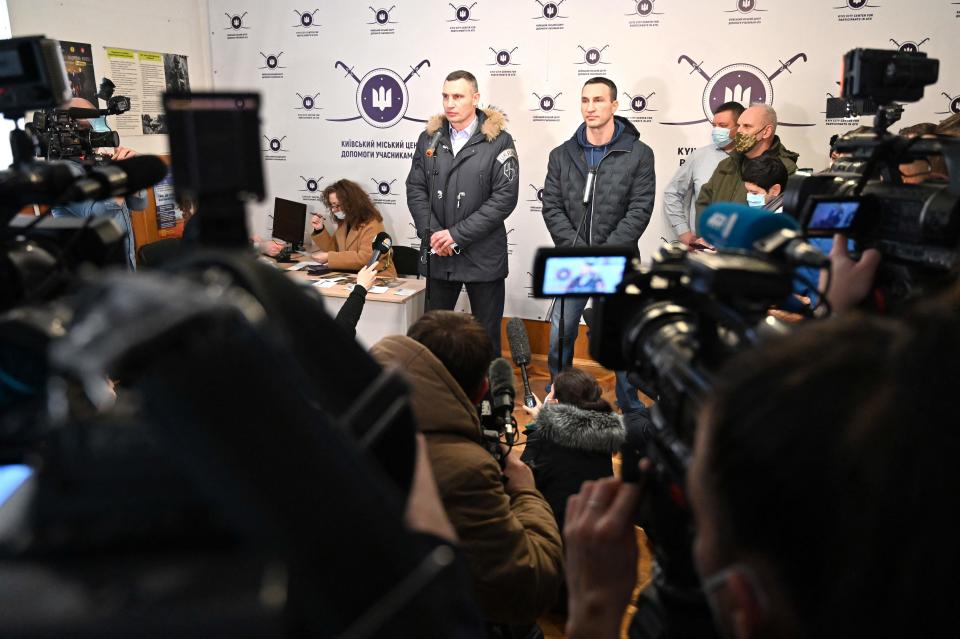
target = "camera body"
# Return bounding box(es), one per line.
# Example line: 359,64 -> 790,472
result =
786,49 -> 959,306
29,108 -> 121,161
29,76 -> 130,163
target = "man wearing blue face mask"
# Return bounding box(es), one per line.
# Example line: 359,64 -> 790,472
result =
662,101 -> 744,250
49,98 -> 147,270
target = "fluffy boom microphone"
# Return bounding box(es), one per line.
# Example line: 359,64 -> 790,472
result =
62,155 -> 168,203
487,357 -> 517,447
506,317 -> 537,408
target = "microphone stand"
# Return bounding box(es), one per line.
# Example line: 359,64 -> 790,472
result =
556,168 -> 595,380
425,146 -> 440,304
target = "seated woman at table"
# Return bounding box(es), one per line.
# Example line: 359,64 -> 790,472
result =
310,179 -> 397,278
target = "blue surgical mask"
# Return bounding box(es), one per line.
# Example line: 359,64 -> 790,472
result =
711,127 -> 731,148
746,192 -> 766,208
89,116 -> 110,133
333,211 -> 346,221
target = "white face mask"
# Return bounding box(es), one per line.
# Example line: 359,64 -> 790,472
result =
333,211 -> 346,221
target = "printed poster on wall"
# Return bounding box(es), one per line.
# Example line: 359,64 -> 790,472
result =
153,169 -> 185,239
59,41 -> 96,103
104,47 -> 191,137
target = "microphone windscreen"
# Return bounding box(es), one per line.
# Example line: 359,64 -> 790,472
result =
371,231 -> 391,251
698,202 -> 798,251
110,155 -> 168,190
65,107 -> 103,119
488,357 -> 516,399
505,317 -> 532,366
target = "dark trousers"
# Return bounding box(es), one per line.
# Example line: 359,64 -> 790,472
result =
426,278 -> 505,356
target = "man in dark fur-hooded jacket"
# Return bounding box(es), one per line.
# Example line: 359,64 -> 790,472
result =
406,69 -> 519,355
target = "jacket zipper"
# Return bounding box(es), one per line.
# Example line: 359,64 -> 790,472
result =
586,148 -> 628,245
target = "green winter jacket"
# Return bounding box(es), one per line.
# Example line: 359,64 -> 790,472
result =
695,136 -> 800,216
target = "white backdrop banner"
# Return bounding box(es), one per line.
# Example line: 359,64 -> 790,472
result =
208,0 -> 960,320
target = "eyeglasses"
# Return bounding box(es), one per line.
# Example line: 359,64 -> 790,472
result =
326,201 -> 342,211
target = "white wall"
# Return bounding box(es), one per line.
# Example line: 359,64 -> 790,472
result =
6,0 -> 213,156
1,0 -> 15,169
207,0 -> 960,321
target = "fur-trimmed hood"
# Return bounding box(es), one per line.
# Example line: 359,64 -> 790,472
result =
425,106 -> 508,142
531,404 -> 625,454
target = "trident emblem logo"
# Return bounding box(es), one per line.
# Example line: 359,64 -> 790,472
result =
372,86 -> 393,111
328,59 -> 430,128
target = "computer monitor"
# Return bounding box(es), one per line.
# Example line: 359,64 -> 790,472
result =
272,197 -> 307,249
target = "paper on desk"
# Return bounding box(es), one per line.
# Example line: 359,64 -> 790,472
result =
368,286 -> 389,294
287,261 -> 321,271
394,288 -> 416,297
313,280 -> 338,288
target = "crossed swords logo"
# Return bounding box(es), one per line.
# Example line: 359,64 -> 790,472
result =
889,37 -> 929,53
577,45 -> 609,66
448,2 -> 478,22
292,9 -> 319,28
489,47 -> 519,66
938,92 -> 960,115
664,52 -> 813,126
625,0 -> 662,16
368,5 -> 397,25
533,0 -> 566,19
327,59 -> 430,128
370,178 -> 398,196
531,92 -> 563,112
724,0 -> 765,13
622,92 -> 657,114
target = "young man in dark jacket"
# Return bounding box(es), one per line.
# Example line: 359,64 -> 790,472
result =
541,76 -> 656,412
406,70 -> 519,355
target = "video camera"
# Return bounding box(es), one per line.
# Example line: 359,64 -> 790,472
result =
2,35 -> 468,633
534,240 -> 796,636
526,46 -> 960,639
28,76 -> 130,163
790,48 -> 960,307
0,36 -> 168,312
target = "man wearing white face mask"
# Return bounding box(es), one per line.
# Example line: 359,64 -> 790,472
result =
49,98 -> 147,270
661,101 -> 743,250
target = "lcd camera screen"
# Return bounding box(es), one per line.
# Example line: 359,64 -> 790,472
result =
808,200 -> 860,231
541,256 -> 628,296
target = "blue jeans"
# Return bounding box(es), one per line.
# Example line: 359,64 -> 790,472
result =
548,297 -> 647,415
547,297 -> 589,379
615,371 -> 648,414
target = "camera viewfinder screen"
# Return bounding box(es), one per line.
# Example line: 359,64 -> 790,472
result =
809,200 -> 860,231
0,465 -> 32,508
0,50 -> 25,81
542,256 -> 628,296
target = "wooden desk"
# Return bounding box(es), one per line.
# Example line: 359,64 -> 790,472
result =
280,259 -> 426,348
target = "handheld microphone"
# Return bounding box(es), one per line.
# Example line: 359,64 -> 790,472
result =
698,203 -> 828,267
698,202 -> 799,249
367,231 -> 393,268
61,155 -> 168,203
582,168 -> 597,207
424,130 -> 443,158
506,318 -> 537,408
